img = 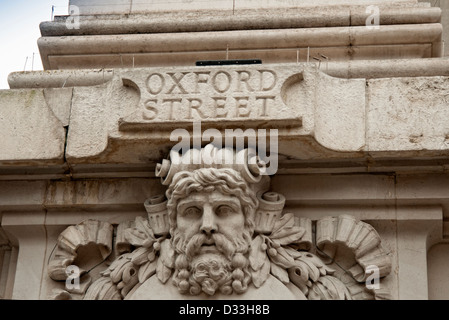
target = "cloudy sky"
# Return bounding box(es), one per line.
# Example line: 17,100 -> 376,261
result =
0,0 -> 69,89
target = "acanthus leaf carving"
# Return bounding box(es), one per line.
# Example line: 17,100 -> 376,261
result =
129,246 -> 153,266
251,256 -> 271,288
269,213 -> 306,246
138,259 -> 157,284
270,261 -> 290,285
156,238 -> 175,283
123,216 -> 156,248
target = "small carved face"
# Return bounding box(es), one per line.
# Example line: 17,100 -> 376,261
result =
190,253 -> 233,296
176,191 -> 245,253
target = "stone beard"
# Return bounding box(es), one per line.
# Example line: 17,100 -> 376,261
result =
166,168 -> 258,296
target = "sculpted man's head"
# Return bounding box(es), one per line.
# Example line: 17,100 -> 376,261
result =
166,167 -> 258,296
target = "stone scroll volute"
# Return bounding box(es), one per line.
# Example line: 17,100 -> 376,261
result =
48,144 -> 392,300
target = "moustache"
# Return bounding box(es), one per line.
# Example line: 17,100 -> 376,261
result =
185,233 -> 236,260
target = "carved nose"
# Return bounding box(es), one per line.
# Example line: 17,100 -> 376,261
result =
200,206 -> 217,236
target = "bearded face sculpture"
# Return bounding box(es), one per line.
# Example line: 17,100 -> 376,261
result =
167,168 -> 257,296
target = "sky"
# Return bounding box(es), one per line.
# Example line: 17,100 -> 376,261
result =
0,0 -> 69,89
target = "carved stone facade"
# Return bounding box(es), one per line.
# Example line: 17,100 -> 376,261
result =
0,0 -> 449,301
46,144 -> 392,300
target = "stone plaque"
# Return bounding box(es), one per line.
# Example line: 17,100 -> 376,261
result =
119,65 -> 303,131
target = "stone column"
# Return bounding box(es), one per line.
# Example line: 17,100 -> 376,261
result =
1,211 -> 48,300
440,0 -> 449,56
419,0 -> 449,56
396,206 -> 443,300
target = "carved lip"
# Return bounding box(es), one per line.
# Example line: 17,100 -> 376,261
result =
200,239 -> 218,254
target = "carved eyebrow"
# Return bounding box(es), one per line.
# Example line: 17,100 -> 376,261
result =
213,200 -> 240,211
177,199 -> 203,213
177,199 -> 241,214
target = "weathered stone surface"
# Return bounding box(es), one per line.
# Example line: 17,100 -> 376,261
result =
40,6 -> 441,36
1,169 -> 448,300
61,64 -> 449,167
69,0 -> 421,15
0,89 -> 66,165
428,243 -> 449,299
40,0 -> 442,70
4,64 -> 449,173
43,88 -> 73,127
65,65 -> 367,165
367,76 -> 449,155
66,76 -> 141,162
44,178 -> 165,209
38,24 -> 442,70
119,65 -> 302,130
0,181 -> 47,209
314,72 -> 365,152
8,69 -> 114,89
396,206 -> 442,300
325,58 -> 449,79
10,58 -> 449,89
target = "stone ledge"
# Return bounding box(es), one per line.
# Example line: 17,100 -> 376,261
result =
67,0 -> 422,15
0,89 -> 67,165
42,44 -> 434,70
0,174 -> 447,222
4,64 -> 449,178
9,58 -> 449,89
38,24 -> 443,70
8,69 -> 114,89
40,6 -> 441,36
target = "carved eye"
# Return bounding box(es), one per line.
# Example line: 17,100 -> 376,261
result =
182,206 -> 202,218
216,205 -> 235,217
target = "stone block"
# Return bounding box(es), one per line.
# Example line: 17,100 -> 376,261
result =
367,76 -> 449,154
0,89 -> 66,165
70,0 -> 131,15
428,243 -> 449,299
314,72 -> 366,152
43,88 -> 73,127
65,65 -> 368,165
